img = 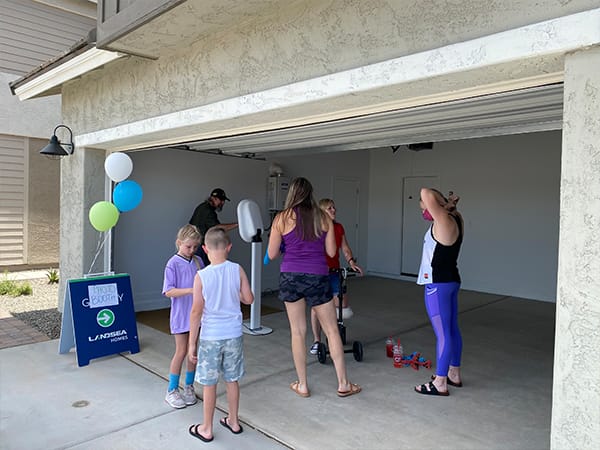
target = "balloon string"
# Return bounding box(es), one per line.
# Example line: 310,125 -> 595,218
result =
87,231 -> 110,274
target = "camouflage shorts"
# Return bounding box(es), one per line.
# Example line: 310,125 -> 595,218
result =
278,272 -> 332,307
194,336 -> 244,385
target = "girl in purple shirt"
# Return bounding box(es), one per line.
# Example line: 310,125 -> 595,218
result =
267,177 -> 361,398
162,224 -> 204,409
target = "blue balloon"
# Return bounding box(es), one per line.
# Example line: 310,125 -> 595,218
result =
113,180 -> 143,212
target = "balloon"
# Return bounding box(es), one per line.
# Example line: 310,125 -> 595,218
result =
104,152 -> 133,182
113,180 -> 143,212
89,201 -> 119,232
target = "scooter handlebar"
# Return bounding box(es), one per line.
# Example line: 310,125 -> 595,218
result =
330,267 -> 360,279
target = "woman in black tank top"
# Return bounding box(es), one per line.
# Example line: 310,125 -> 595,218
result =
415,188 -> 464,397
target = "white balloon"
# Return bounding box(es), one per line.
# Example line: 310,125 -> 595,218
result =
104,152 -> 133,182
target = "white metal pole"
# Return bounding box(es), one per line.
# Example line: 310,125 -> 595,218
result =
249,241 -> 261,329
243,238 -> 272,335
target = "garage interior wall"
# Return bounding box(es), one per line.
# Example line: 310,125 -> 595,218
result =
368,130 -> 561,302
112,149 -> 265,310
113,147 -> 371,311
114,129 -> 560,311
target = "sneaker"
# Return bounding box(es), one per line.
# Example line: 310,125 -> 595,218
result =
182,384 -> 197,406
165,388 -> 186,409
309,342 -> 320,355
342,307 -> 354,319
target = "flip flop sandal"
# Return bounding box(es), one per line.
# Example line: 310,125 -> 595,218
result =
431,374 -> 463,387
414,381 -> 449,396
220,417 -> 243,434
188,424 -> 214,442
337,382 -> 362,397
290,381 -> 310,398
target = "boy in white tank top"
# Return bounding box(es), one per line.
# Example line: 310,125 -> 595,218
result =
187,227 -> 254,442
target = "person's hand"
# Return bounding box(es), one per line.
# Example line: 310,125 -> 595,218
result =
188,349 -> 198,365
351,263 -> 364,276
447,191 -> 460,210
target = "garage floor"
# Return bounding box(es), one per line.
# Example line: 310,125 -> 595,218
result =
1,276 -> 554,449
128,276 -> 555,449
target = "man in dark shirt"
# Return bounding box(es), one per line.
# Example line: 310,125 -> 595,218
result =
189,188 -> 238,265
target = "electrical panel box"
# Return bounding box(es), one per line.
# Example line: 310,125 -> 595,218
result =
267,176 -> 289,211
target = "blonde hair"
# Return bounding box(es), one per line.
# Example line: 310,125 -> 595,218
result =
282,177 -> 323,240
175,224 -> 201,250
319,198 -> 334,211
204,227 -> 230,250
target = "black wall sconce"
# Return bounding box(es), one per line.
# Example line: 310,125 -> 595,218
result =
40,125 -> 74,158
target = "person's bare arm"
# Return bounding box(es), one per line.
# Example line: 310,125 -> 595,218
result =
164,287 -> 193,298
239,267 -> 254,305
267,213 -> 284,260
188,274 -> 204,365
219,223 -> 238,231
421,188 -> 459,246
324,216 -> 336,258
163,266 -> 193,298
340,234 -> 363,275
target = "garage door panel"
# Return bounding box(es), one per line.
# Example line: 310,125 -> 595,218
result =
177,84 -> 563,156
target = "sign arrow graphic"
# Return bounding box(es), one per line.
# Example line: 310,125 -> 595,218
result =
97,309 -> 115,327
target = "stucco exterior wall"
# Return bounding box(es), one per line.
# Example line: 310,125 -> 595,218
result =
58,147 -> 106,310
552,45 -> 600,449
27,137 -> 60,266
62,0 -> 599,134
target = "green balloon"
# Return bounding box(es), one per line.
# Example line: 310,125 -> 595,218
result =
89,201 -> 119,232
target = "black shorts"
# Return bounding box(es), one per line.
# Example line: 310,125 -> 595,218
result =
278,272 -> 332,307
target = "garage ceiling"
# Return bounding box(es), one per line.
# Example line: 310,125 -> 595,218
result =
167,83 -> 563,157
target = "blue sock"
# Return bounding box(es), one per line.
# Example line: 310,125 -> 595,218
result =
168,373 -> 180,391
185,371 -> 195,386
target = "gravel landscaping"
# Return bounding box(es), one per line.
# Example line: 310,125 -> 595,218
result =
0,278 -> 62,339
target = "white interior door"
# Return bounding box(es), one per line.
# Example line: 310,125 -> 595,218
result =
401,176 -> 438,276
333,177 -> 360,265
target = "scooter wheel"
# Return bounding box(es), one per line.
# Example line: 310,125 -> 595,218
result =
352,341 -> 363,362
317,342 -> 327,364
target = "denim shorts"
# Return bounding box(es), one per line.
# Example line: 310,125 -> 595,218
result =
279,272 -> 332,307
329,272 -> 341,296
194,336 -> 244,386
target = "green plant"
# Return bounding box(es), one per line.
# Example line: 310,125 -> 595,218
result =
14,282 -> 32,296
0,278 -> 32,296
46,268 -> 59,284
0,278 -> 15,295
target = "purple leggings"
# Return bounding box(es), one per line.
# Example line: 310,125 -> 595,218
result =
424,282 -> 462,376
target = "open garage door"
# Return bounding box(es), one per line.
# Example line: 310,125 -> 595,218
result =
115,83 -> 564,310
168,83 -> 563,157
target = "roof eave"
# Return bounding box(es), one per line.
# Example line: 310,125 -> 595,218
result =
9,29 -> 126,100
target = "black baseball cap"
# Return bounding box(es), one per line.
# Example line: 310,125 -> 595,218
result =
210,188 -> 230,201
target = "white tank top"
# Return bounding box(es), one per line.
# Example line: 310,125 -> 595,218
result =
198,260 -> 243,340
417,215 -> 463,285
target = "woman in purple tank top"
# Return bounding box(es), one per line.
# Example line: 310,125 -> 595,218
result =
267,177 -> 361,398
